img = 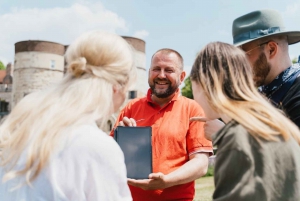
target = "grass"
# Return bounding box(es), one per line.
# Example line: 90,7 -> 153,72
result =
203,165 -> 214,177
194,176 -> 214,201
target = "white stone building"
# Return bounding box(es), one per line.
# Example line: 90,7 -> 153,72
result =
0,37 -> 148,132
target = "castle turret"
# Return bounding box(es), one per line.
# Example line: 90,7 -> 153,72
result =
122,36 -> 148,98
12,40 -> 65,108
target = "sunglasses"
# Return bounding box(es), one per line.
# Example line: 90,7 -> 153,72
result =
241,41 -> 271,56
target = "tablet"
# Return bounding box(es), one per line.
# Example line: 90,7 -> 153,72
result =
114,126 -> 152,179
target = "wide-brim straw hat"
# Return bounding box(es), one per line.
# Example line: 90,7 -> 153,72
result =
232,9 -> 300,47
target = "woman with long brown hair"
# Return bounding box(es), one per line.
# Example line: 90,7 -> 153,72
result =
190,41 -> 300,200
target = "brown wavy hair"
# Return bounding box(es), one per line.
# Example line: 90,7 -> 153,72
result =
190,41 -> 300,143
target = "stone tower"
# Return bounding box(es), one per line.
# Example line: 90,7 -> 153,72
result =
12,41 -> 65,108
11,37 -> 148,132
122,36 -> 148,97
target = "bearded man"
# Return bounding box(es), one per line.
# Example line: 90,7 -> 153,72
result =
234,10 -> 300,124
197,9 -> 300,138
110,48 -> 213,201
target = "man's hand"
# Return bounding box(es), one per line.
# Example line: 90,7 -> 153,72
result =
119,116 -> 137,127
127,172 -> 169,190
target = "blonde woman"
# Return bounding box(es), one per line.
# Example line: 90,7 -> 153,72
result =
0,31 -> 136,201
190,42 -> 300,200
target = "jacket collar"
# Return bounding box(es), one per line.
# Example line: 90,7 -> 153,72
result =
213,120 -> 237,146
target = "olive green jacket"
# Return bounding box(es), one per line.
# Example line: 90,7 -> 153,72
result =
212,120 -> 300,201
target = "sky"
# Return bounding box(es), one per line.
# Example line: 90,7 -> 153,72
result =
1,0 -> 300,85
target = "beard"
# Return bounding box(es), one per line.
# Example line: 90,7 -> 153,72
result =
149,78 -> 179,98
253,52 -> 271,87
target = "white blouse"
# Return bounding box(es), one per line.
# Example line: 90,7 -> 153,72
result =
0,123 -> 132,201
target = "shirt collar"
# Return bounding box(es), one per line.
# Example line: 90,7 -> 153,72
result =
259,63 -> 300,96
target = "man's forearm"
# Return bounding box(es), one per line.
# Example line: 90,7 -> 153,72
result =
164,152 -> 209,188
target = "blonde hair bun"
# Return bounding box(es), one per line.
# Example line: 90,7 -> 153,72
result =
68,57 -> 87,77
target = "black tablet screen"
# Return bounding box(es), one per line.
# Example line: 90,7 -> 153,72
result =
114,126 -> 152,179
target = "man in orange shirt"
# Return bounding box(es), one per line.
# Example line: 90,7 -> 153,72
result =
110,48 -> 213,201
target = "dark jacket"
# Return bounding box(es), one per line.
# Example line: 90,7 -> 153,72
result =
282,76 -> 300,128
212,120 -> 300,201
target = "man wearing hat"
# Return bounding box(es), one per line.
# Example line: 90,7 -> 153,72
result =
233,9 -> 300,127
197,9 -> 300,136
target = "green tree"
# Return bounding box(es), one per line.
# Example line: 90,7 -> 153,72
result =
181,76 -> 193,99
292,57 -> 298,64
0,61 -> 5,70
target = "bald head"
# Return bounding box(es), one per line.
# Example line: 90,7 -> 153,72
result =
151,48 -> 184,70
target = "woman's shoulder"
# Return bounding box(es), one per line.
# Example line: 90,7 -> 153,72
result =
214,121 -> 248,142
214,121 -> 251,153
60,123 -> 123,160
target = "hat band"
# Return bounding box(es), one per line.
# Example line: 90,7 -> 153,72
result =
233,27 -> 281,45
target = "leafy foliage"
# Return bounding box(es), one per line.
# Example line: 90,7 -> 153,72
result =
0,61 -> 5,70
203,165 -> 214,177
181,76 -> 193,99
292,57 -> 298,64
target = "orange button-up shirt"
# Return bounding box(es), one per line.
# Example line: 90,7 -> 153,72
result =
110,89 -> 213,201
